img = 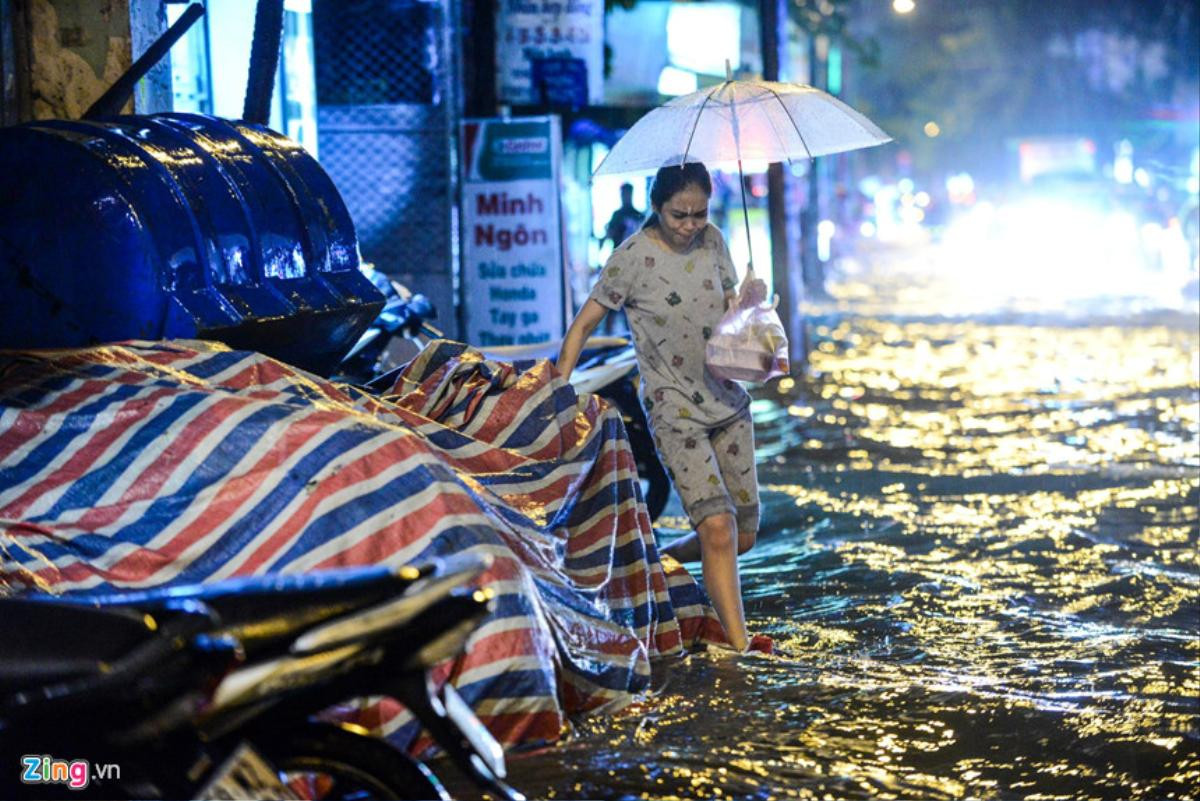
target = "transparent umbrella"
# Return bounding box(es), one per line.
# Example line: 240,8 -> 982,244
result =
594,62 -> 891,270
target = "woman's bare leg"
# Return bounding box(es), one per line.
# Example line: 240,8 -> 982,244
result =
663,526 -> 757,562
696,513 -> 748,651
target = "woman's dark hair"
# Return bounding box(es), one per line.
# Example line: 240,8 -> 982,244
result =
643,161 -> 712,230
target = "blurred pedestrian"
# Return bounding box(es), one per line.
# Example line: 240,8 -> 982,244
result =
601,183 -> 644,250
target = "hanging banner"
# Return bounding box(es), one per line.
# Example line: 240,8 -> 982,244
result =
495,0 -> 604,106
461,116 -> 567,347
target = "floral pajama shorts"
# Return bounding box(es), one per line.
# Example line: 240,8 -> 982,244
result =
649,407 -> 760,533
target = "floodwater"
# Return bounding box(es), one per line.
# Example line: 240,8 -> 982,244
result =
482,243 -> 1200,800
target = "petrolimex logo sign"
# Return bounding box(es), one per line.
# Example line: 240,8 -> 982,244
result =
478,122 -> 553,181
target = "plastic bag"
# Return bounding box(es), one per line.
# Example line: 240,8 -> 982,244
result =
705,273 -> 790,383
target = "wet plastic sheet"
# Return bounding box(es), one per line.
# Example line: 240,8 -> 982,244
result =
0,339 -> 725,751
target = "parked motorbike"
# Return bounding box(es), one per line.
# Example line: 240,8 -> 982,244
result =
338,267 -> 671,522
337,266 -> 440,383
0,555 -> 522,800
0,597 -> 291,799
187,554 -> 521,801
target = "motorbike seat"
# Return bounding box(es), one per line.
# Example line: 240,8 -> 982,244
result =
0,599 -> 155,696
59,564 -> 429,655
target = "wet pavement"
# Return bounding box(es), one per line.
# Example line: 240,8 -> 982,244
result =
464,239 -> 1200,800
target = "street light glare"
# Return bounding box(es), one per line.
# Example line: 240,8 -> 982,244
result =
893,0 -> 916,14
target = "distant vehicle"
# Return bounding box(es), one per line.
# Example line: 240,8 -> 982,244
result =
940,163 -> 1191,306
1014,137 -> 1098,185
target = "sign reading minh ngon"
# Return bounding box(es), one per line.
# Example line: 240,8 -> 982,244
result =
461,117 -> 568,348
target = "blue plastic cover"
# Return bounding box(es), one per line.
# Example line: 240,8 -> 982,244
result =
0,113 -> 383,375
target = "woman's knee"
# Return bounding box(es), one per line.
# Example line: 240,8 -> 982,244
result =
697,513 -> 736,552
737,528 -> 757,555
735,505 -> 759,554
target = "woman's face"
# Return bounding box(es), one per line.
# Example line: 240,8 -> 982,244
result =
656,183 -> 710,252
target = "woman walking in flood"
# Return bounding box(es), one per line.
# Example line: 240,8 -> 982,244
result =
557,161 -> 768,653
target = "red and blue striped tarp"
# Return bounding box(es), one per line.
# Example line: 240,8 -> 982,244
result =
0,339 -> 725,751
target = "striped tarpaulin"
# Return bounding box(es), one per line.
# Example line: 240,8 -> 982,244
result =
0,339 -> 725,751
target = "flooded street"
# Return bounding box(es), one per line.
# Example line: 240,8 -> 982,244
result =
493,240 -> 1200,801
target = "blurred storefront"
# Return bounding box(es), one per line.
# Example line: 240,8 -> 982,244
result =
474,0 -> 866,371
473,0 -> 816,343
2,0 -> 843,351
167,0 -> 317,155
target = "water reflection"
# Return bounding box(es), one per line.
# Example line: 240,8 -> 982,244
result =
478,256 -> 1199,800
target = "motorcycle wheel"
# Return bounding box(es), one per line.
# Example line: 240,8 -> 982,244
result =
599,377 -> 670,523
260,722 -> 449,801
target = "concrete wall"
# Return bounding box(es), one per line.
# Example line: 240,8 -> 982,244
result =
29,0 -> 132,119
0,0 -> 168,122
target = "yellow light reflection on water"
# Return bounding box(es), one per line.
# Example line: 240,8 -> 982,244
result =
492,260 -> 1199,801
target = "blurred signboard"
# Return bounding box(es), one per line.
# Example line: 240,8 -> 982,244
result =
1014,137 -> 1097,183
496,0 -> 603,105
461,116 -> 567,346
531,56 -> 588,108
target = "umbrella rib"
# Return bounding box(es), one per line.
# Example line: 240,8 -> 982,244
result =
682,82 -> 725,166
759,89 -> 797,165
765,85 -> 814,161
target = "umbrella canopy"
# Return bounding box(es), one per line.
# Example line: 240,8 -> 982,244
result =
593,70 -> 890,274
594,78 -> 891,176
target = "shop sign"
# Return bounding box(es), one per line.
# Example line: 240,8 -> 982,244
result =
495,0 -> 603,105
531,56 -> 589,108
461,116 -> 567,347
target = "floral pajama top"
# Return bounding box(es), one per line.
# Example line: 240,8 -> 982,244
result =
587,223 -> 750,428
